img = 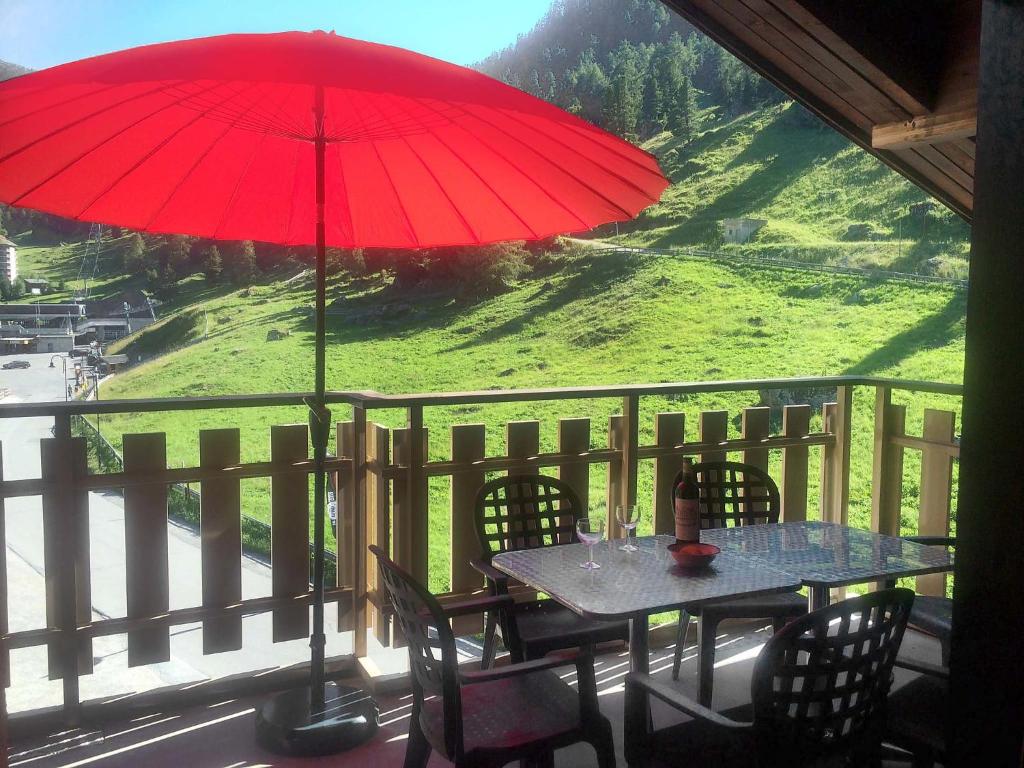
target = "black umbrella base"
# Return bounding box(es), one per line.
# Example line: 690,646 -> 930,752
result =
255,683 -> 378,757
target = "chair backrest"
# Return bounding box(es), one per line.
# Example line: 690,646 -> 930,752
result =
474,474 -> 582,558
750,588 -> 915,765
369,544 -> 462,756
670,460 -> 781,528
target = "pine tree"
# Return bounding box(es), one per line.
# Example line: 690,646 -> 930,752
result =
123,232 -> 146,273
201,244 -> 223,283
225,240 -> 257,285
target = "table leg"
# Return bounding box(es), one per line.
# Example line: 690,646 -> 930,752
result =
626,614 -> 651,738
808,586 -> 829,612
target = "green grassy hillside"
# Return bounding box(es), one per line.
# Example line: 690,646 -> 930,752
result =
616,103 -> 970,279
96,246 -> 964,592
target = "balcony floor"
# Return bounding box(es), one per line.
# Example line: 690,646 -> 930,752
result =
9,622 -> 941,767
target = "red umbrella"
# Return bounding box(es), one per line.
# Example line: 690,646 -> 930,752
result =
0,30 -> 667,752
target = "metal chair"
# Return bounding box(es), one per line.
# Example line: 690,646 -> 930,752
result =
626,588 -> 916,768
370,544 -> 616,768
669,461 -> 807,706
885,535 -> 955,667
471,474 -> 629,668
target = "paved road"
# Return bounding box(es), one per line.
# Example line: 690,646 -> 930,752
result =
1,353 -> 347,714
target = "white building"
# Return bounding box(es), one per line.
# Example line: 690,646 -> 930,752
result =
0,235 -> 16,282
720,218 -> 768,244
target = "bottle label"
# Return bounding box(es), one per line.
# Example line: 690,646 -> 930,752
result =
674,497 -> 700,543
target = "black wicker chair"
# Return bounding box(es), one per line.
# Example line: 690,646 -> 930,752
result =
471,474 -> 629,668
669,461 -> 807,706
626,588 -> 916,768
885,535 -> 955,667
370,544 -> 616,768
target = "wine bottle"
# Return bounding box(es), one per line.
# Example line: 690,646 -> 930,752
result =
673,458 -> 700,543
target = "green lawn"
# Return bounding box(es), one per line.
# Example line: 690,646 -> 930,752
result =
95,247 -> 965,592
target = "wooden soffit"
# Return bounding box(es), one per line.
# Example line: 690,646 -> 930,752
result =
663,0 -> 979,221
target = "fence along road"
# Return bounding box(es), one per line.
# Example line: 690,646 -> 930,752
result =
0,353 -> 346,714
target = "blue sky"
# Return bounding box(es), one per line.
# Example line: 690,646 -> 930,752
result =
0,0 -> 551,70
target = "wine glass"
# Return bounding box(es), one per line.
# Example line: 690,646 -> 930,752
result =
616,505 -> 639,551
576,517 -> 605,570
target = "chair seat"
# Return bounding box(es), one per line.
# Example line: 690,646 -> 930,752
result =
423,668 -> 581,758
886,674 -> 948,758
688,589 -> 807,619
646,704 -> 756,767
514,600 -> 630,653
907,595 -> 951,641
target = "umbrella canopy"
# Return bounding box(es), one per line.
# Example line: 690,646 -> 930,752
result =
0,31 -> 668,248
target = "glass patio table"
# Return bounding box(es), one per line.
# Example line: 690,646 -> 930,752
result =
699,521 -> 956,610
490,535 -> 802,684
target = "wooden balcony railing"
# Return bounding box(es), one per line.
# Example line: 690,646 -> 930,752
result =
0,375 -> 961,730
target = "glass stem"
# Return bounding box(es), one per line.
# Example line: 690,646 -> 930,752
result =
589,543 -> 594,565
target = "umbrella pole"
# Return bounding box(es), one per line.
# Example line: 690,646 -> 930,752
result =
254,85 -> 378,756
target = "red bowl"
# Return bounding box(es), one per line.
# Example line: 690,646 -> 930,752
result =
668,541 -> 720,570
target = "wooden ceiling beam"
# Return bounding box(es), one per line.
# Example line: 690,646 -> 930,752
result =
872,108 -> 977,149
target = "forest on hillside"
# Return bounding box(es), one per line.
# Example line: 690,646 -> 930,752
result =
478,0 -> 786,142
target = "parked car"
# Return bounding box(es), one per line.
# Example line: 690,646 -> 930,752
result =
2,360 -> 30,370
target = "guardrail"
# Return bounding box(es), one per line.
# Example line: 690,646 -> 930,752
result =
0,375 -> 961,729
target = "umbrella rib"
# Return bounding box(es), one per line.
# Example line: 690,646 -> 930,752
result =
0,81 -> 180,166
362,92 -> 478,242
212,130 -> 272,240
495,106 -> 665,201
74,81 -> 265,220
0,80 -> 128,131
8,81 -> 226,208
400,136 -> 480,244
368,141 -> 419,246
399,96 -> 541,239
141,84 -> 275,232
457,105 -> 639,220
437,104 -> 595,229
329,141 -> 356,245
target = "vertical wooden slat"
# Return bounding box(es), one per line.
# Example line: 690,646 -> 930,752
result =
390,427 -> 410,651
871,389 -> 906,537
336,421 -> 355,631
558,418 -> 590,541
782,405 -> 811,522
653,413 -> 685,535
269,424 -> 309,643
699,411 -> 728,464
200,428 -> 243,653
918,409 -> 956,596
351,406 -> 368,657
606,414 -> 623,532
506,420 -> 540,478
823,386 -> 853,525
742,407 -> 771,519
407,406 -> 428,589
122,433 -> 169,667
450,424 -> 485,635
741,407 -> 770,473
366,422 -> 391,645
617,395 -> 640,539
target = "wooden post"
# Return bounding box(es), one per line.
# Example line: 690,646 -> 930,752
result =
121,433 -> 169,668
606,414 -> 623,534
698,411 -> 728,465
269,424 -> 309,644
506,420 -> 540,478
366,422 -> 391,644
201,428 -> 244,652
450,424 -> 485,634
822,386 -> 853,525
407,406 -> 428,587
870,389 -> 906,538
618,395 -> 640,539
782,405 -> 810,522
742,407 -> 771,517
0,443 -> 6,691
652,413 -> 685,535
336,421 -> 355,631
950,4 -> 1024,761
917,409 -> 955,597
351,406 -> 368,657
558,418 -> 591,541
